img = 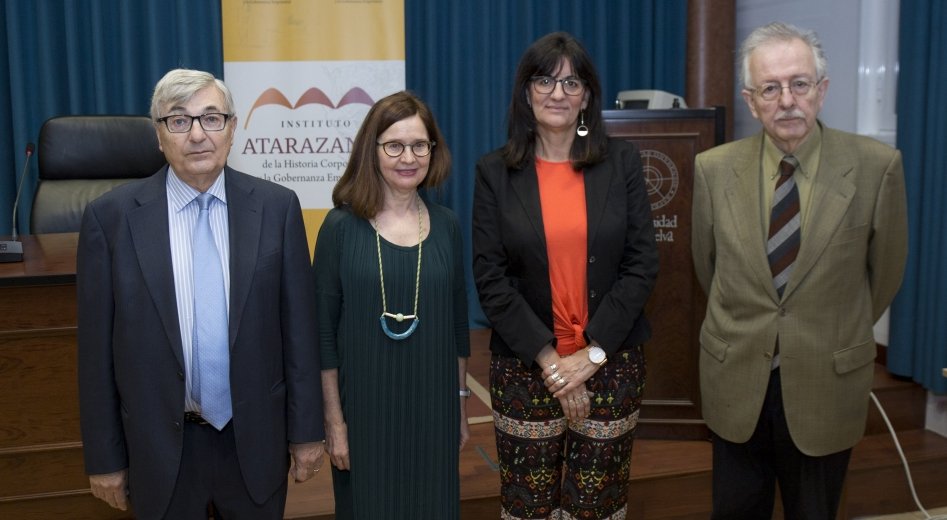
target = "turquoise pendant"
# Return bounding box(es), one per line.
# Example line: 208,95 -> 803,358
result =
380,315 -> 419,340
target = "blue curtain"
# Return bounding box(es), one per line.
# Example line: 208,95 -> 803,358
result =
405,0 -> 688,326
889,0 -> 947,393
0,0 -> 222,237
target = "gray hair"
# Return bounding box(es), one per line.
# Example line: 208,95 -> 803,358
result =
739,22 -> 828,89
149,69 -> 235,121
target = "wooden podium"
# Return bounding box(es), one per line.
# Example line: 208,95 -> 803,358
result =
604,108 -> 725,440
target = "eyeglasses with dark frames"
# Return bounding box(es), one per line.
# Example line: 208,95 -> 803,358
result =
377,141 -> 436,158
530,75 -> 585,96
156,113 -> 232,133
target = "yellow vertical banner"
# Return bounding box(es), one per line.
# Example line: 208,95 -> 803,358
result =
222,0 -> 405,248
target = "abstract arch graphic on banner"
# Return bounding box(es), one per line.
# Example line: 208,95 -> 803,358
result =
222,0 -> 405,247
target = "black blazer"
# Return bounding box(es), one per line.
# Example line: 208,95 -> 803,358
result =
472,138 -> 658,365
77,166 -> 323,518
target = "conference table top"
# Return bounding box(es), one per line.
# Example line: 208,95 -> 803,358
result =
0,233 -> 78,287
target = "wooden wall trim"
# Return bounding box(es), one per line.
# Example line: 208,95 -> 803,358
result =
686,0 -> 736,140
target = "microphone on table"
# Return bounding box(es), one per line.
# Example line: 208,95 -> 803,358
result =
1,143 -> 35,263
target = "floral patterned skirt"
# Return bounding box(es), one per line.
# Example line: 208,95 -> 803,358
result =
490,344 -> 646,520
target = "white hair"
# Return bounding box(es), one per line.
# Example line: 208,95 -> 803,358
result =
739,22 -> 828,89
150,69 -> 235,121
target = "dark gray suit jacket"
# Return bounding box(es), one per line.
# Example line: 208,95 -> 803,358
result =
77,166 -> 322,517
472,138 -> 659,364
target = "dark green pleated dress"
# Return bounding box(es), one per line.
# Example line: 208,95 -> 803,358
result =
312,202 -> 470,520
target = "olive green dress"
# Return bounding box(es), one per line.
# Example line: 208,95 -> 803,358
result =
312,201 -> 469,519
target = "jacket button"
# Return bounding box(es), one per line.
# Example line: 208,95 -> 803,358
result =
590,290 -> 597,299
779,307 -> 787,316
589,256 -> 596,264
177,370 -> 185,380
173,421 -> 182,431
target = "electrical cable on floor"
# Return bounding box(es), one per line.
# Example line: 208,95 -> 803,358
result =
869,391 -> 947,520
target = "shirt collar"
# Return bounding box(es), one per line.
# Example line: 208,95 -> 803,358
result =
167,168 -> 228,212
763,122 -> 822,180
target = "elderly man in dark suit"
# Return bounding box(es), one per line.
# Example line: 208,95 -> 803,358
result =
692,22 -> 908,519
77,68 -> 324,519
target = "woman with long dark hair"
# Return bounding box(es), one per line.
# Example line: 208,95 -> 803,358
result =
473,32 -> 658,519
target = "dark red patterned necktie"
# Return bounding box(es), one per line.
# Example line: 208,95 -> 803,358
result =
767,155 -> 800,298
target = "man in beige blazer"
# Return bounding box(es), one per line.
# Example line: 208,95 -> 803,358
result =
692,22 -> 907,519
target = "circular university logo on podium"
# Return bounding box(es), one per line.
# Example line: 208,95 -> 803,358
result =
640,149 -> 679,211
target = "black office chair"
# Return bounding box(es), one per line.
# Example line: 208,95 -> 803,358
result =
31,115 -> 167,234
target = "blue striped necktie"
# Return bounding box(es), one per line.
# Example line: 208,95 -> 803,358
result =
767,155 -> 801,298
191,192 -> 231,430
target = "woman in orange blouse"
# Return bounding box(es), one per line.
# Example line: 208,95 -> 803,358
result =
473,32 -> 659,520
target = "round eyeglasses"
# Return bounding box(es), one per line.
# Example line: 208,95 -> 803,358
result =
377,141 -> 435,158
156,113 -> 232,133
530,75 -> 585,96
749,79 -> 821,102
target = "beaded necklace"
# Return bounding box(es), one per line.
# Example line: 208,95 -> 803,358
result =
373,194 -> 422,340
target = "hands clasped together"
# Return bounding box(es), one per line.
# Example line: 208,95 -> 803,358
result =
541,350 -> 601,421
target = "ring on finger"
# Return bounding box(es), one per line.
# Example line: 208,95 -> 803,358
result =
551,372 -> 562,382
548,363 -> 558,372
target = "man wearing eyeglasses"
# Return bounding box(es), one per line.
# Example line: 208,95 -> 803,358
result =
77,68 -> 325,519
691,22 -> 907,519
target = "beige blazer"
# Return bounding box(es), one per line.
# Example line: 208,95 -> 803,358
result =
691,125 -> 908,456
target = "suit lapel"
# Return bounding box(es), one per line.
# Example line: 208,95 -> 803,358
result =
584,156 -> 612,248
724,135 -> 780,300
781,128 -> 855,299
224,168 -> 263,349
127,168 -> 185,368
509,161 -> 548,253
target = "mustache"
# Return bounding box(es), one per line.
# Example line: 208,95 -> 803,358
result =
776,109 -> 806,120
